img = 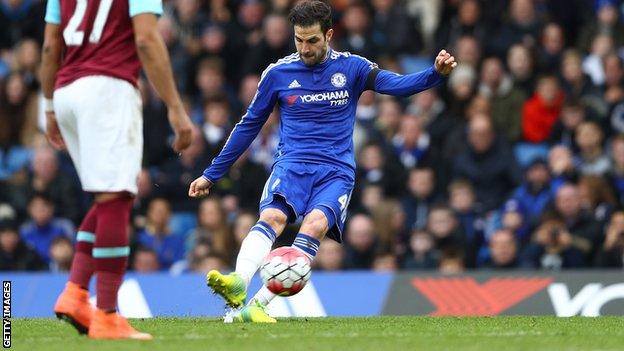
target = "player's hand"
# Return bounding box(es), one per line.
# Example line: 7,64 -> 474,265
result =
45,111 -> 66,150
434,49 -> 457,76
168,105 -> 193,153
188,175 -> 213,198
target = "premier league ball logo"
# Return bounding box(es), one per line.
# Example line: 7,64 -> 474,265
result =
331,73 -> 347,88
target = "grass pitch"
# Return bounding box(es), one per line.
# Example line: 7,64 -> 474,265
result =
12,316 -> 624,351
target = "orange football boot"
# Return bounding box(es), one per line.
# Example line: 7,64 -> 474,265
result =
88,309 -> 153,340
54,282 -> 94,334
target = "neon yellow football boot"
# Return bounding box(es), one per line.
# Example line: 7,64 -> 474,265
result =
236,300 -> 276,323
206,270 -> 247,308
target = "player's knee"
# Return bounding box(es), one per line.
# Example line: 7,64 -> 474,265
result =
301,211 -> 329,237
259,208 -> 288,230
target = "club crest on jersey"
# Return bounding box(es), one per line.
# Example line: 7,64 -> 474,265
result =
331,73 -> 347,88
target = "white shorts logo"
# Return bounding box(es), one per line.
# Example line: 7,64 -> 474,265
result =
331,73 -> 346,88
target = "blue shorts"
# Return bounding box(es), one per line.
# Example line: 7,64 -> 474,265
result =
259,162 -> 355,242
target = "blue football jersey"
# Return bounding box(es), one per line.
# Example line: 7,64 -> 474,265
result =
203,48 -> 444,182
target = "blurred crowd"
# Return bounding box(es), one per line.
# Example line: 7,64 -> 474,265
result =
2,0 -> 624,274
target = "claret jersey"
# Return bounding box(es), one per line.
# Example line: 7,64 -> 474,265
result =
45,0 -> 163,88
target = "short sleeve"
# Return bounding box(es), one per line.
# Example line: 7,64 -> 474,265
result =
129,0 -> 163,17
45,0 -> 61,24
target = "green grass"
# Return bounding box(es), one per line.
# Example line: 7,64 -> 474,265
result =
11,316 -> 624,351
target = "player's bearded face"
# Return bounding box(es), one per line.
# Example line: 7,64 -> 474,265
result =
294,25 -> 333,66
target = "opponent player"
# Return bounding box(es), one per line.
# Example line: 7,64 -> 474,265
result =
188,0 -> 456,322
40,0 -> 192,339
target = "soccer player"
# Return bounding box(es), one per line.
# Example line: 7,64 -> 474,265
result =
40,0 -> 193,339
188,0 -> 456,322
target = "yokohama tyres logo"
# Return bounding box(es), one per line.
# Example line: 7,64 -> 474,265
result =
412,277 -> 553,316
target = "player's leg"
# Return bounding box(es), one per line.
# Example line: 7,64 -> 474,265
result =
246,168 -> 353,311
52,83 -> 95,334
245,208 -> 330,311
88,191 -> 151,340
53,204 -> 97,334
207,206 -> 288,308
208,163 -> 309,309
62,76 -> 150,339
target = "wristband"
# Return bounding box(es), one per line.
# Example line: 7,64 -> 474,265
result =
44,98 -> 54,113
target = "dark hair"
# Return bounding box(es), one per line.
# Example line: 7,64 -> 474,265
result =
288,0 -> 332,34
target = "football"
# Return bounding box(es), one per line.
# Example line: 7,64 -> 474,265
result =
260,247 -> 312,296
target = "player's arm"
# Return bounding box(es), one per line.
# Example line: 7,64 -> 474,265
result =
189,70 -> 278,198
367,50 -> 457,97
40,0 -> 65,150
131,13 -> 192,152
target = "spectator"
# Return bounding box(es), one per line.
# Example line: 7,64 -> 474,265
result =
243,14 -> 293,75
520,219 -> 585,269
401,167 -> 438,231
156,125 -> 210,214
406,90 -> 450,151
192,253 -> 230,274
202,95 -> 232,157
0,0 -> 44,50
0,73 -> 34,182
132,247 -> 161,273
453,35 -> 481,69
371,0 -> 421,55
601,53 -> 624,108
355,143 -> 404,199
232,211 -> 258,252
9,146 -> 81,223
402,230 -> 438,269
0,224 -> 44,271
314,239 -> 345,271
595,210 -> 624,268
435,0 -> 487,49
438,249 -> 465,274
136,198 -> 185,270
549,183 -> 602,260
426,205 -> 464,253
480,229 -> 519,269
506,44 -> 535,96
491,0 -> 542,57
391,116 -> 435,169
185,197 -> 235,261
372,252 -> 399,272
577,175 -> 617,224
48,236 -> 73,272
548,145 -> 578,182
559,50 -> 601,106
510,158 -> 560,228
448,179 -> 484,259
582,33 -> 613,86
548,100 -> 587,151
607,135 -> 624,205
577,0 -> 624,52
575,121 -> 611,176
212,150 -> 268,212
453,114 -> 521,211
478,57 -> 527,143
343,213 -> 378,270
446,64 -> 477,118
336,3 -> 377,59
19,193 -> 73,263
522,75 -> 565,143
373,97 -> 402,143
536,23 -> 565,74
